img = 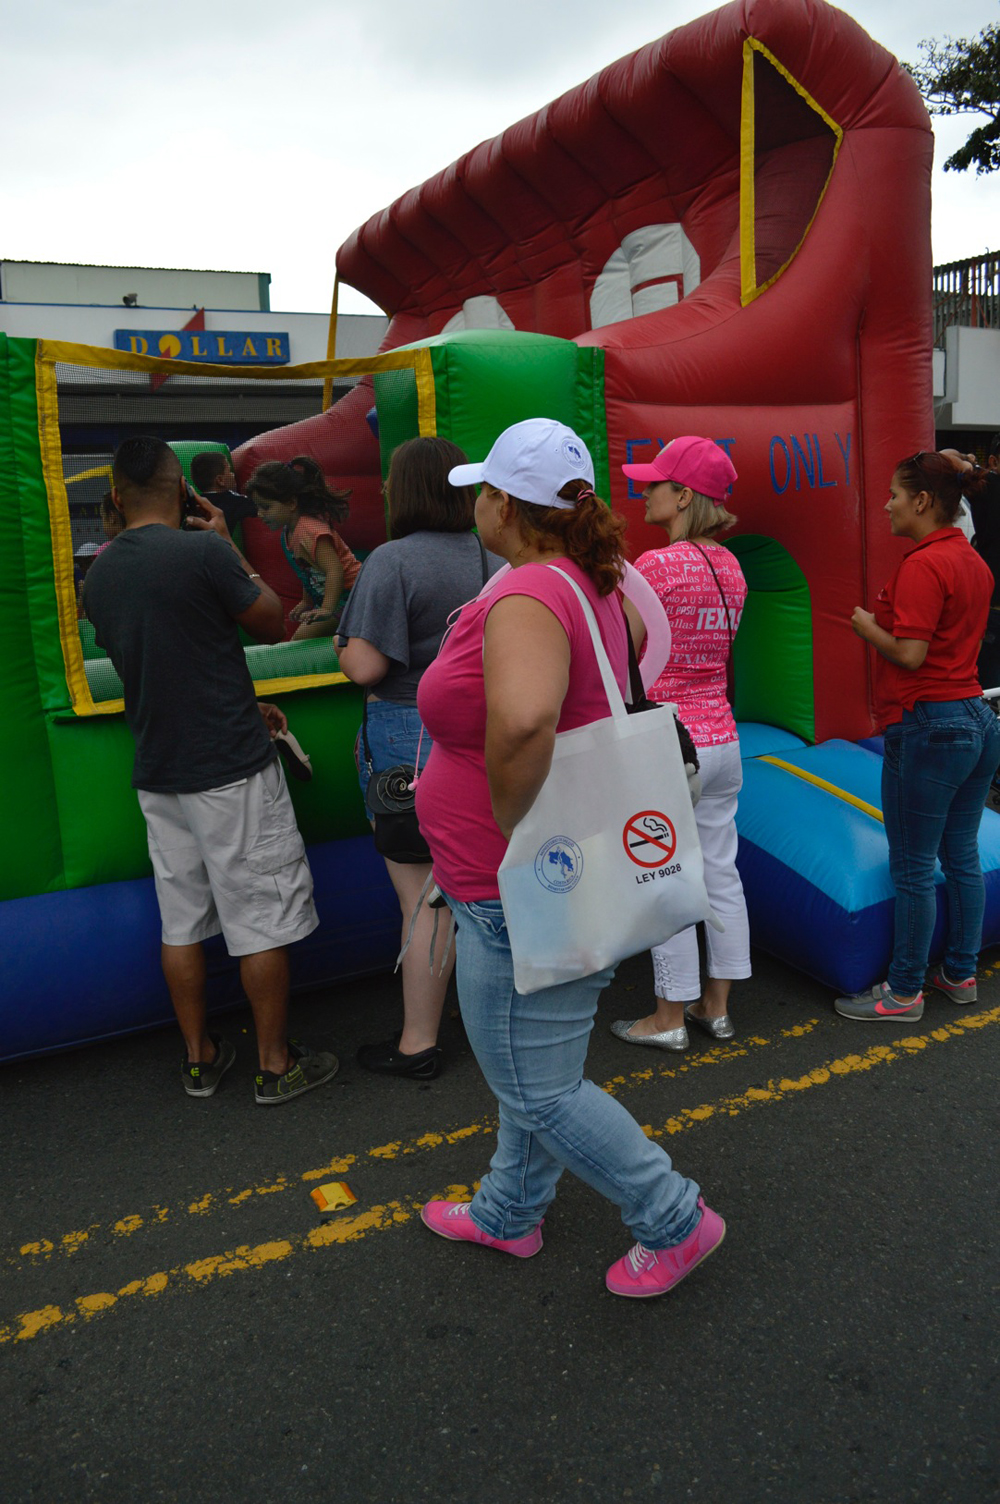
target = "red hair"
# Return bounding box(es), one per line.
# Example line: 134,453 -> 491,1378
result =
506,481 -> 626,596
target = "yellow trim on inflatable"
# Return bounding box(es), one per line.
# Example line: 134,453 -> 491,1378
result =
740,40 -> 757,307
34,349 -> 104,717
322,274 -> 340,412
35,338 -> 437,384
412,347 -> 437,436
759,755 -> 884,823
81,695 -> 126,716
739,37 -> 844,307
251,671 -> 351,696
65,464 -> 113,486
77,675 -> 352,718
33,340 -> 435,715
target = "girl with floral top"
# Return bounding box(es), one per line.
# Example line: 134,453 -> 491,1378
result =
248,456 -> 361,640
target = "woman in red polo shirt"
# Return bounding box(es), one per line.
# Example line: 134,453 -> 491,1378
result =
836,451 -> 1000,1022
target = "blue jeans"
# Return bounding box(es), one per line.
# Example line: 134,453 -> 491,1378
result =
444,894 -> 702,1248
355,700 -> 432,804
882,697 -> 1000,995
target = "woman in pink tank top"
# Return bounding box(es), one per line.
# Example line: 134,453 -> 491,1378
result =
414,419 -> 726,1300
613,436 -> 751,1054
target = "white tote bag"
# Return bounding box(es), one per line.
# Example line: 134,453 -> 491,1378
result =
497,568 -> 721,994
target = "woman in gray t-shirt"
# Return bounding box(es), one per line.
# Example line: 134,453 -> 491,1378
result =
336,437 -> 501,1080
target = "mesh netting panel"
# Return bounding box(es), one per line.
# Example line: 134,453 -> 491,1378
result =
64,454 -> 115,554
245,639 -> 339,679
55,359 -> 348,689
751,50 -> 838,291
58,359 -> 328,554
170,439 -> 231,483
372,367 -> 420,480
84,656 -> 126,703
77,619 -> 107,662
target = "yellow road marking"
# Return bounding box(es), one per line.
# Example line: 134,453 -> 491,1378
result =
596,1020 -> 823,1097
647,1007 -> 998,1136
2,1010 -> 995,1348
0,1192 -> 475,1346
6,1024 -> 826,1268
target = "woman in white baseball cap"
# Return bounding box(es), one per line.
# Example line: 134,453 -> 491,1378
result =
412,417 -> 725,1299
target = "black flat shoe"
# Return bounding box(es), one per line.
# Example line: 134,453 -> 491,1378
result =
356,1037 -> 443,1080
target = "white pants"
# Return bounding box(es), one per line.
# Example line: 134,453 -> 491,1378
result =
650,739 -> 751,1001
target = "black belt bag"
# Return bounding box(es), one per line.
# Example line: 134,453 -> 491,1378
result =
361,702 -> 431,865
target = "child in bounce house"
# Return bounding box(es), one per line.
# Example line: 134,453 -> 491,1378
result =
247,456 -> 361,639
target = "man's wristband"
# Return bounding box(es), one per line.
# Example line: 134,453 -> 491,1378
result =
248,572 -> 261,579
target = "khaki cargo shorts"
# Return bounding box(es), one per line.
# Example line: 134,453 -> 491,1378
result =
138,759 -> 319,956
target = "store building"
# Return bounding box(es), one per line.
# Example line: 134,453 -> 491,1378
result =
0,259 -> 387,454
4,253 -> 999,458
933,252 -> 1000,452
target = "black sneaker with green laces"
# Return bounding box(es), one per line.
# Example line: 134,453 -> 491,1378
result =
182,1034 -> 237,1098
254,1040 -> 339,1105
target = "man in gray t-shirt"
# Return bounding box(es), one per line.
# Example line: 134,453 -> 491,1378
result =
83,437 -> 337,1106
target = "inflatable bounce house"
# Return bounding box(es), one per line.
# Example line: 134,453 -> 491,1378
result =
4,0 -> 998,1061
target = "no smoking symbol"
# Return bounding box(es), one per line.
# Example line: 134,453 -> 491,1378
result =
622,810 -> 677,868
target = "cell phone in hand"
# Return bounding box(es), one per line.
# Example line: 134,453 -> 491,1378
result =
182,481 -> 202,527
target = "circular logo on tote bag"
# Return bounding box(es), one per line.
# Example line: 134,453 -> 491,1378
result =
534,836 -> 584,893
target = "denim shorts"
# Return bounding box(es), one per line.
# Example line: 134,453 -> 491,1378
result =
355,699 -> 432,804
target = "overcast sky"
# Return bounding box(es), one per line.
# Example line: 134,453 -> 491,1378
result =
2,0 -> 997,314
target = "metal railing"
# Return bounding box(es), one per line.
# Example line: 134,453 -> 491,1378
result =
933,251 -> 1000,345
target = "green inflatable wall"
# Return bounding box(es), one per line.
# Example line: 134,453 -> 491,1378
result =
375,329 -> 608,496
0,326 -> 816,914
729,535 -> 815,743
0,335 -> 372,905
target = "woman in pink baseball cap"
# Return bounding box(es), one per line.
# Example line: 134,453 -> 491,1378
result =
611,435 -> 751,1052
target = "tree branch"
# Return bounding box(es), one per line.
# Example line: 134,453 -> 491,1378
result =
904,24 -> 1000,174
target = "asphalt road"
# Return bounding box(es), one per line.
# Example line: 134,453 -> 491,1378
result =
2,943 -> 998,1504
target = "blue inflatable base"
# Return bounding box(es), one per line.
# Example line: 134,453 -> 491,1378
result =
737,738 -> 1000,993
8,726 -> 1000,1058
0,837 -> 400,1063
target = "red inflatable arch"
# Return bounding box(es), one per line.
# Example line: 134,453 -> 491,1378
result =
235,0 -> 933,742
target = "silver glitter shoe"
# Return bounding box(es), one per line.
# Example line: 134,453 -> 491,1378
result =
610,1019 -> 689,1052
685,1008 -> 736,1041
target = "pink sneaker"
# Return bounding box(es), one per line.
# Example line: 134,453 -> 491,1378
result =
420,1200 -> 543,1258
928,971 -> 978,1005
606,1197 -> 725,1298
